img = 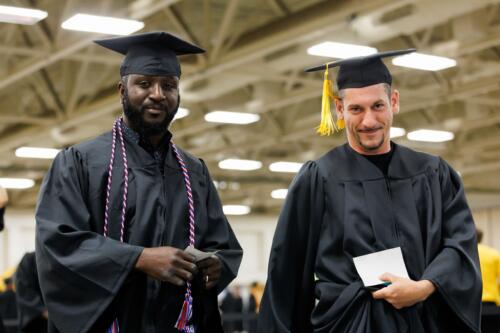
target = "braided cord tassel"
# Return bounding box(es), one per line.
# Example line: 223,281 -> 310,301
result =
171,142 -> 196,333
103,118 -> 129,332
106,319 -> 120,333
103,119 -> 118,237
116,119 -> 129,242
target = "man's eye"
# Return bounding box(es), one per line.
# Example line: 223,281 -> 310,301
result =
163,83 -> 176,90
138,81 -> 150,88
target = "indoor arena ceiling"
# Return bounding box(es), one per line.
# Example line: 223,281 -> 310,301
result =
1,0 -> 500,213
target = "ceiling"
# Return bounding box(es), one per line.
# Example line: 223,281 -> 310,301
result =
1,0 -> 500,213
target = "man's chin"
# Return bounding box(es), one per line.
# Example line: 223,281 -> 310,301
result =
139,115 -> 174,136
360,138 -> 385,152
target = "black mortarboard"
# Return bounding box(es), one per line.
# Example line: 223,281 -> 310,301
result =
305,49 -> 416,89
304,49 -> 416,136
94,32 -> 205,77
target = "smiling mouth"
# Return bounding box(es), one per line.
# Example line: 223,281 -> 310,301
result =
144,107 -> 165,114
359,128 -> 382,134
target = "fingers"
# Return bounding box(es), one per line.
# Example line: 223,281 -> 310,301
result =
166,275 -> 186,287
198,256 -> 222,290
197,256 -> 218,269
372,288 -> 388,299
379,272 -> 397,282
173,255 -> 198,275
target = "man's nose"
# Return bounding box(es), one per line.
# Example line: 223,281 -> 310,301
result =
362,110 -> 378,127
149,83 -> 165,100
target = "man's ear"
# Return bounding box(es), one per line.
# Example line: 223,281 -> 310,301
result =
118,79 -> 125,101
391,89 -> 400,115
335,98 -> 344,120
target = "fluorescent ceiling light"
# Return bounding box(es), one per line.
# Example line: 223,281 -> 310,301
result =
15,147 -> 60,159
269,161 -> 303,173
392,53 -> 456,71
204,111 -> 260,125
0,178 -> 35,189
0,5 -> 47,25
218,159 -> 262,171
307,41 -> 377,59
61,14 -> 144,35
271,189 -> 288,199
407,129 -> 454,142
390,127 -> 406,138
173,107 -> 189,120
223,205 -> 251,215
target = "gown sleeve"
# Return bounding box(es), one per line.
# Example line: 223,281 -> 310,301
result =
420,158 -> 482,332
257,161 -> 325,333
35,148 -> 143,333
15,252 -> 46,331
199,160 -> 243,293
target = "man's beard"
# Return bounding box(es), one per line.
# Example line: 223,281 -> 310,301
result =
122,89 -> 179,138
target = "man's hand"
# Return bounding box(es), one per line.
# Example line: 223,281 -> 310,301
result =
372,273 -> 436,309
0,186 -> 8,208
197,255 -> 222,290
135,247 -> 198,286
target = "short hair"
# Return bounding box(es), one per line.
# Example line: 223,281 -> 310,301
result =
476,228 -> 483,243
337,83 -> 391,100
120,75 -> 129,85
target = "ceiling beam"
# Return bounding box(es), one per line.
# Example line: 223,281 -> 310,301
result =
0,0 -> 183,92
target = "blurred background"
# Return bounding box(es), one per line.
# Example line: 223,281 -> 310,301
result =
0,0 -> 499,331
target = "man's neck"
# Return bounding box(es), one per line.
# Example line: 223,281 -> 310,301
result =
144,134 -> 162,148
349,141 -> 391,155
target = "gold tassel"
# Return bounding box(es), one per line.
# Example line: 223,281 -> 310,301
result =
316,65 -> 342,136
336,118 -> 345,130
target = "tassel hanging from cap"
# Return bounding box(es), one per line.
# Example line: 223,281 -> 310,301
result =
316,64 -> 344,136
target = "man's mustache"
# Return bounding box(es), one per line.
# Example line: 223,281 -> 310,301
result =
141,103 -> 169,111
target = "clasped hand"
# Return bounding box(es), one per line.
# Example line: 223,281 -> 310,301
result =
371,273 -> 436,309
136,246 -> 221,290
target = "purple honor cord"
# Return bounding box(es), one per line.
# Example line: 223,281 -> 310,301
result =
104,118 -> 196,333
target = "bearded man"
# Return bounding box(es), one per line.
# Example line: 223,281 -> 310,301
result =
35,32 -> 243,333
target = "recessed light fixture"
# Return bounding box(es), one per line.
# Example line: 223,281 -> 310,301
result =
407,129 -> 454,142
223,205 -> 251,215
61,14 -> 144,35
390,127 -> 406,138
392,53 -> 457,71
271,189 -> 288,199
307,41 -> 377,59
218,159 -> 262,171
205,111 -> 260,125
15,147 -> 60,159
0,5 -> 47,25
269,162 -> 303,173
0,178 -> 35,189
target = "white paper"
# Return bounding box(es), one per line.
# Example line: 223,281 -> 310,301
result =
184,246 -> 216,263
352,247 -> 409,287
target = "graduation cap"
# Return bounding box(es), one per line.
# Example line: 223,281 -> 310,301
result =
305,48 -> 416,136
94,31 -> 205,77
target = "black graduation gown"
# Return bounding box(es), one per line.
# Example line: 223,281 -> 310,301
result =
16,252 -> 47,333
0,207 -> 5,231
35,131 -> 243,333
257,143 -> 481,333
0,316 -> 5,333
0,289 -> 17,333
